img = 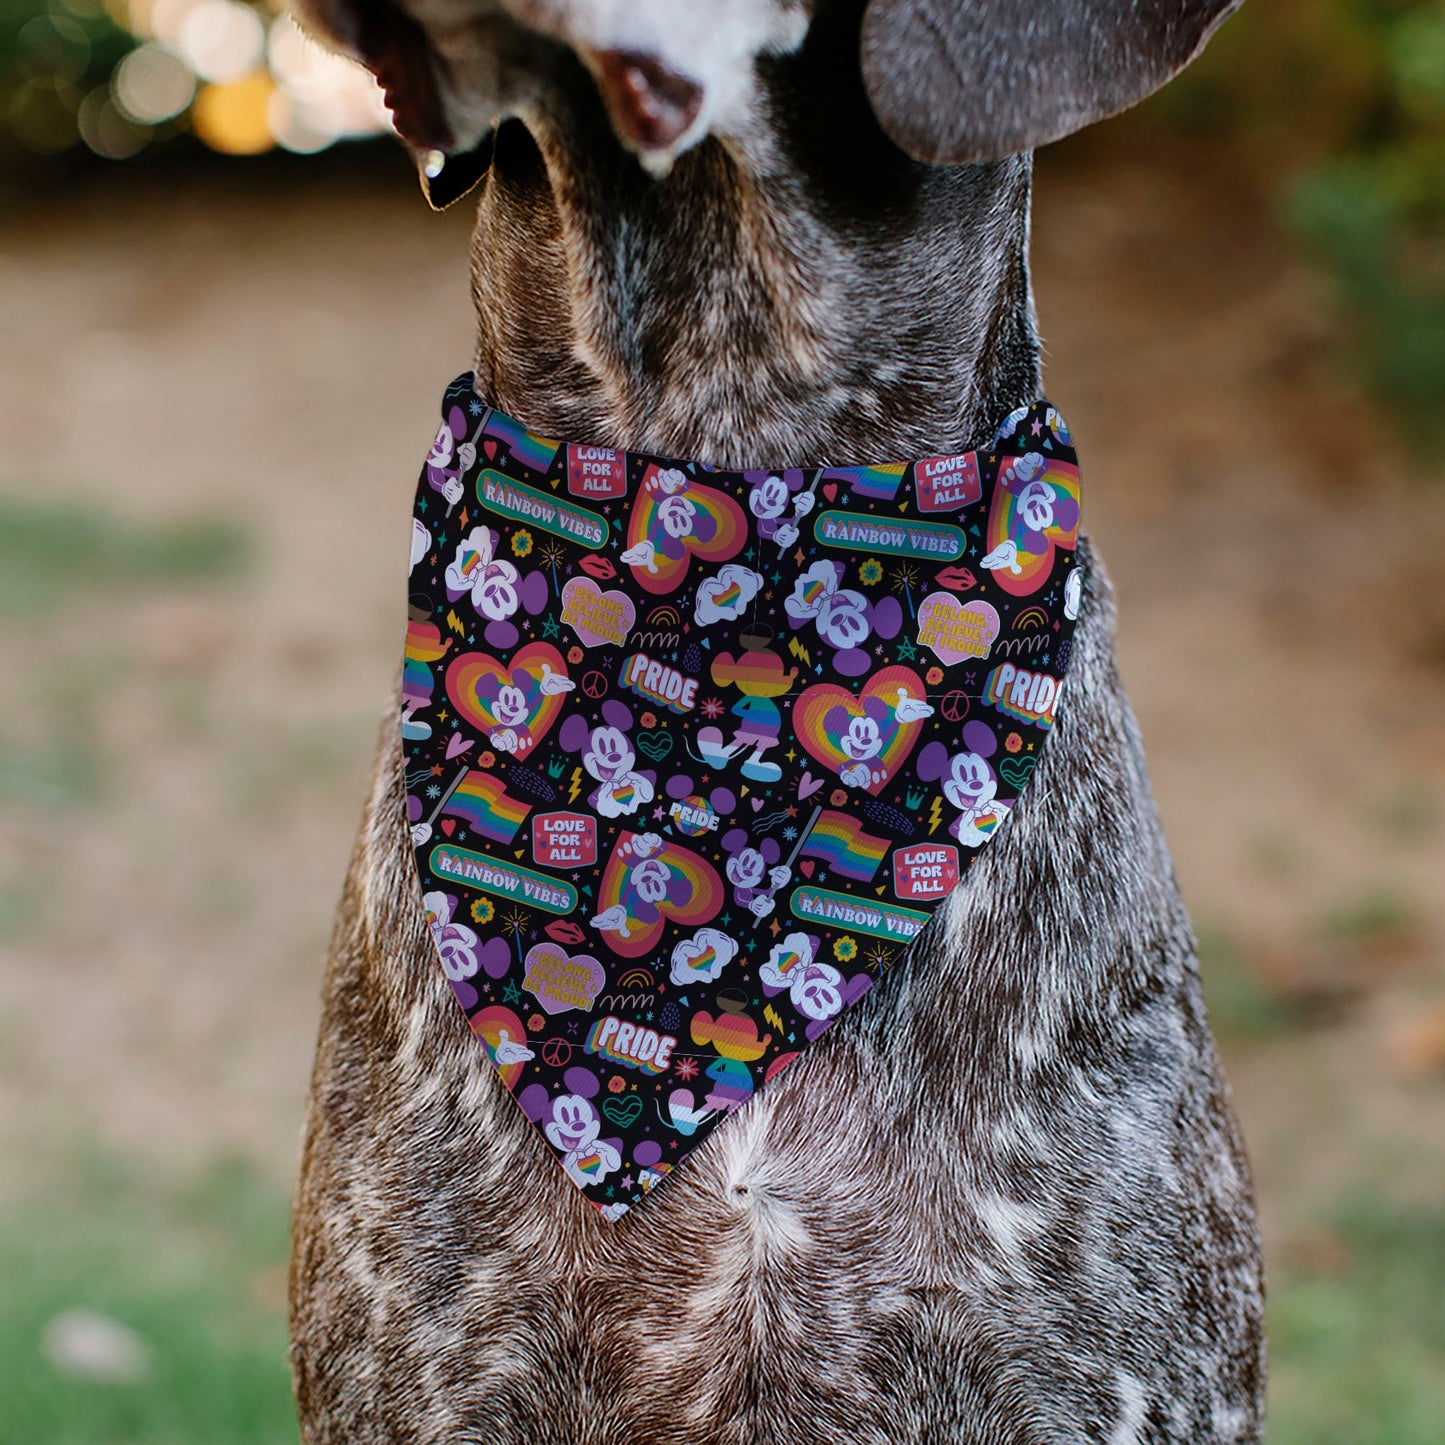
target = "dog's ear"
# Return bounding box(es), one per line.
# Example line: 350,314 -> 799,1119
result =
859,0 -> 1244,165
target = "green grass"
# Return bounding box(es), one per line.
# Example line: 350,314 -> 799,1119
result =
0,498 -> 248,620
0,1155 -> 297,1445
1323,888 -> 1420,948
1198,924 -> 1288,1040
1269,1197 -> 1445,1445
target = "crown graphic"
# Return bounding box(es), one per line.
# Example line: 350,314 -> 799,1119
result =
545,756 -> 567,779
904,786 -> 927,811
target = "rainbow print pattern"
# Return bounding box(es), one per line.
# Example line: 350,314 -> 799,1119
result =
440,770 -> 532,845
624,470 -> 748,595
820,461 -> 910,501
403,373 -> 1081,1217
797,811 -> 891,882
482,408 -> 561,475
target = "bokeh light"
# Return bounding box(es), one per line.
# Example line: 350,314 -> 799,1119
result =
112,42 -> 193,124
191,68 -> 271,153
2,0 -> 393,160
175,0 -> 265,84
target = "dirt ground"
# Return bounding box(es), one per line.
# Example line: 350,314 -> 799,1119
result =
2,138 -> 1443,1273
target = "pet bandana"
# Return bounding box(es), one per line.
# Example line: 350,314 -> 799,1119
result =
404,374 -> 1082,1217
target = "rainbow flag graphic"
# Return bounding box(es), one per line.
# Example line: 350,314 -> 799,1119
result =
819,462 -> 908,502
442,771 -> 532,845
798,810 -> 890,882
483,410 -> 561,476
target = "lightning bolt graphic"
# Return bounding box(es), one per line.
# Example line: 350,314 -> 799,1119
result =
568,767 -> 583,804
764,1005 -> 785,1034
787,636 -> 811,667
445,609 -> 466,637
929,796 -> 943,835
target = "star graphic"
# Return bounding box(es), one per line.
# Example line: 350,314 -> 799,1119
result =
1030,418 -> 1043,435
896,638 -> 918,661
502,980 -> 522,1004
437,709 -> 449,723
541,614 -> 561,638
785,747 -> 797,762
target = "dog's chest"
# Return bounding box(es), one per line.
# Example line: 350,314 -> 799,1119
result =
294,542 -> 1261,1442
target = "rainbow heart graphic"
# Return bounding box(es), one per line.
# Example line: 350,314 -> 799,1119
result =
793,665 -> 930,797
984,456 -> 1081,597
469,1004 -> 531,1090
625,470 -> 747,595
445,642 -> 571,757
593,832 -> 724,959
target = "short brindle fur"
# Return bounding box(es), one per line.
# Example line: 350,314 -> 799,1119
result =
286,2 -> 1266,1439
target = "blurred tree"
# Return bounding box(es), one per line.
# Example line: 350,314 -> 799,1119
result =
1,0 -> 386,165
1162,0 -> 1445,426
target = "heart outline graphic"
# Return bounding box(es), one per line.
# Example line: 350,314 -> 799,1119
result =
635,731 -> 674,762
602,1095 -> 644,1128
998,754 -> 1038,790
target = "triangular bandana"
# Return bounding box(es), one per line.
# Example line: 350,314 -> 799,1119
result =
403,374 -> 1082,1217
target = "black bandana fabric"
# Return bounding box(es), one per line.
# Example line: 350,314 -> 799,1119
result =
403,374 -> 1082,1217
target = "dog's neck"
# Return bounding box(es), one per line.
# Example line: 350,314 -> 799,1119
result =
464,40 -> 1041,470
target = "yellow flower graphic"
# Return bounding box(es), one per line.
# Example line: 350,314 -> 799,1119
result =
833,936 -> 858,962
511,530 -> 534,557
859,558 -> 883,586
470,898 -> 495,925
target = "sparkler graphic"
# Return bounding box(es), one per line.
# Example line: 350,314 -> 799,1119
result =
538,539 -> 568,595
502,905 -> 531,963
891,562 -> 921,618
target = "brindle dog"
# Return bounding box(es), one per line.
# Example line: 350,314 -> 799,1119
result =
286,2 -> 1265,1440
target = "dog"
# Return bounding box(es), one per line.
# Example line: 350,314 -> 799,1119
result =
287,2 -> 1266,1440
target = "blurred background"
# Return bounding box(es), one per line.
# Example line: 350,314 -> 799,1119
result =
1,1 -> 1443,1440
